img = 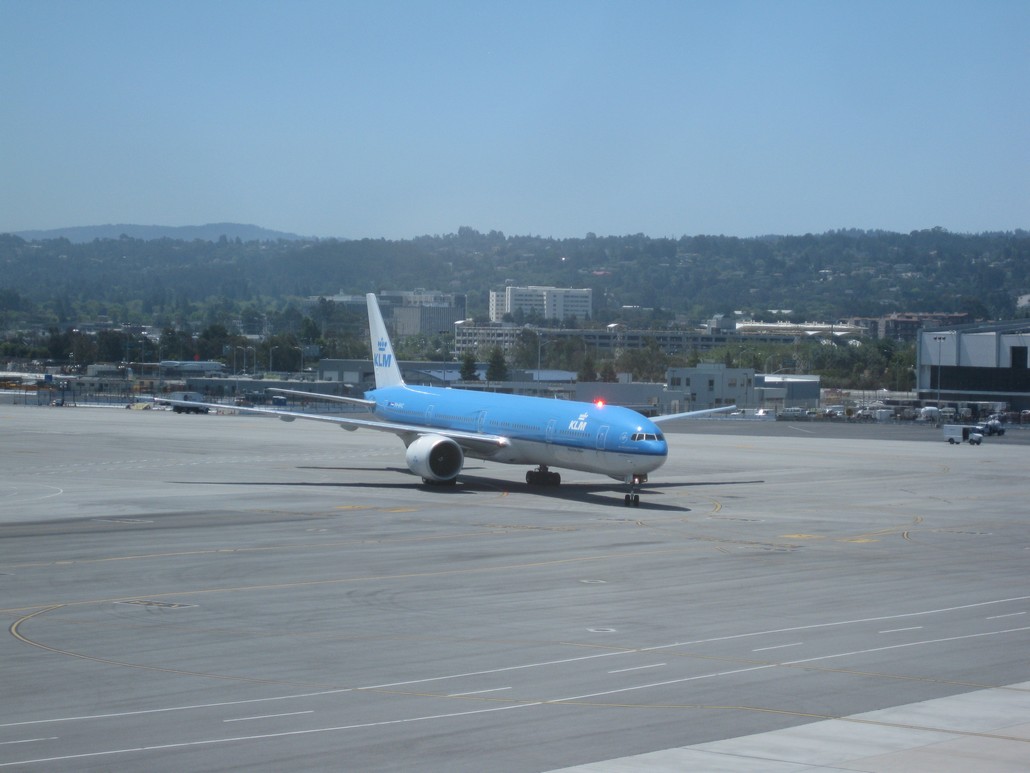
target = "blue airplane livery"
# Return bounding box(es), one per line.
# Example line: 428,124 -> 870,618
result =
171,294 -> 732,505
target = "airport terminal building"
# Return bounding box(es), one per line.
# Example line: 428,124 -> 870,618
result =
917,321 -> 1030,411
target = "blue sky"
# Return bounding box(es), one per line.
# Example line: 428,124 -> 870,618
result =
2,0 -> 1027,239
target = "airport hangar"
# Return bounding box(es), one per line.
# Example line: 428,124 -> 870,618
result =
918,320 -> 1030,412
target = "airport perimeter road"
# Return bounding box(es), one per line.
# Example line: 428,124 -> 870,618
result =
1,406 -> 1028,772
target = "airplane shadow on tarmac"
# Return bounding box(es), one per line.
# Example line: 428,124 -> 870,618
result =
184,466 -> 764,512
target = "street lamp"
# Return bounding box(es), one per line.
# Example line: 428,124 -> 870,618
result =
139,337 -> 147,393
932,334 -> 948,409
607,323 -> 624,360
454,319 -> 472,361
293,346 -> 304,378
537,335 -> 553,373
269,345 -> 279,373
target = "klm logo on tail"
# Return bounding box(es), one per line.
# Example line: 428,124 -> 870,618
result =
374,337 -> 393,369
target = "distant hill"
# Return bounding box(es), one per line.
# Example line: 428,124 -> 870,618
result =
1,227 -> 1028,324
12,222 -> 305,243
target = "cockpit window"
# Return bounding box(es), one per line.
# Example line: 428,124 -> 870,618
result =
631,432 -> 664,442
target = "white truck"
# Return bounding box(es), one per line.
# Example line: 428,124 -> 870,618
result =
943,424 -> 982,445
161,391 -> 210,414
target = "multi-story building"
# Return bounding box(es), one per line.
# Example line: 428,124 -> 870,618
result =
665,364 -> 755,410
452,322 -> 802,359
488,286 -> 592,323
846,312 -> 970,341
310,289 -> 465,336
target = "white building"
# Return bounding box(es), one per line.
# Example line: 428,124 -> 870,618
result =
489,286 -> 592,323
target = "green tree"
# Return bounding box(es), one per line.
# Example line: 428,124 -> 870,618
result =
460,351 -> 479,381
95,330 -> 129,363
616,338 -> 672,382
160,328 -> 199,362
485,347 -> 508,381
512,329 -> 539,368
578,353 -> 597,382
195,324 -> 236,362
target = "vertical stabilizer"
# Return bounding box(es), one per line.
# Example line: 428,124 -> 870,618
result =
367,293 -> 404,388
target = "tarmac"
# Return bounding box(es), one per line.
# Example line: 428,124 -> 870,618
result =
1,404 -> 1027,771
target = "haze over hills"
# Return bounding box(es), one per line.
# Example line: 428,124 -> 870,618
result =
11,223 -> 306,243
1,225 -> 1028,326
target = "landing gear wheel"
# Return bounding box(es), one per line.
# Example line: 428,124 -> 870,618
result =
527,467 -> 561,486
623,474 -> 646,506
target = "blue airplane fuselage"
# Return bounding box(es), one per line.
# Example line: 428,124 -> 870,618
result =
367,383 -> 668,480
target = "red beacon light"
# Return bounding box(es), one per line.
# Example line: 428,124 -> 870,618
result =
594,399 -> 605,408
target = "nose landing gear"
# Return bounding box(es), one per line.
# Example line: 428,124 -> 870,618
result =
624,474 -> 646,506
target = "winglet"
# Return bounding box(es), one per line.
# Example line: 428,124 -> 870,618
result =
367,293 -> 404,388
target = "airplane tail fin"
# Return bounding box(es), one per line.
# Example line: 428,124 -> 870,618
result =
367,293 -> 404,389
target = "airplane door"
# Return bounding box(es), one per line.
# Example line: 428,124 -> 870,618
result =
596,425 -> 609,450
426,405 -> 435,425
546,418 -> 556,444
476,410 -> 487,433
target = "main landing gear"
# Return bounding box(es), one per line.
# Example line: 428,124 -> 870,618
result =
624,474 -> 646,507
526,465 -> 561,486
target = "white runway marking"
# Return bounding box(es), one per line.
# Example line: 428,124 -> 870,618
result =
223,711 -> 314,723
752,642 -> 803,652
446,687 -> 512,696
608,663 -> 666,673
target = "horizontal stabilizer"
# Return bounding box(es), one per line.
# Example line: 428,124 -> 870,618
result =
652,405 -> 737,424
267,387 -> 375,409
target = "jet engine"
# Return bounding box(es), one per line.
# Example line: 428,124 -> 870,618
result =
405,434 -> 464,484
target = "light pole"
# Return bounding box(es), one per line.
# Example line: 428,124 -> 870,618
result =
269,345 -> 279,373
139,337 -> 146,394
537,335 -> 551,373
932,334 -> 948,409
245,346 -> 256,375
293,346 -> 304,379
607,323 -> 624,361
234,345 -> 246,397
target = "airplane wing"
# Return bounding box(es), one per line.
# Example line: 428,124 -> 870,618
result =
161,398 -> 511,457
651,405 -> 737,424
266,387 -> 376,410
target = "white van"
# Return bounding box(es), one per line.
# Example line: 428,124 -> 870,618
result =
943,425 -> 982,445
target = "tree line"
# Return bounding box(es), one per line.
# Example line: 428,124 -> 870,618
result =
2,227 -> 1027,332
3,226 -> 1023,388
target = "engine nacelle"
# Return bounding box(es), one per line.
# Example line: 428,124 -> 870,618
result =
405,434 -> 464,483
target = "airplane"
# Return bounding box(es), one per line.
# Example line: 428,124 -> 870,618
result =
168,294 -> 733,506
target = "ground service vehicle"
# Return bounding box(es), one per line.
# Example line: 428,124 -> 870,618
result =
943,425 -> 982,445
162,391 -> 209,414
974,419 -> 1006,436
